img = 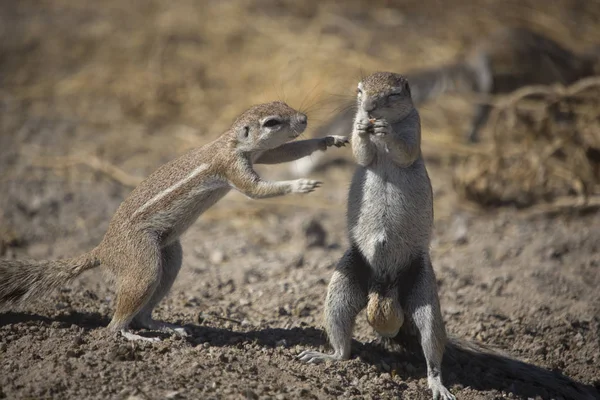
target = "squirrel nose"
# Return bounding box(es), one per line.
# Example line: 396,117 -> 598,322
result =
297,113 -> 307,126
363,99 -> 376,112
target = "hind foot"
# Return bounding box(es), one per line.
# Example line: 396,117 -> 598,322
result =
119,330 -> 161,343
297,349 -> 345,364
430,379 -> 455,400
135,318 -> 190,337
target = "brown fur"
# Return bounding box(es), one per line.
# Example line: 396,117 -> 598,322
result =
0,101 -> 348,340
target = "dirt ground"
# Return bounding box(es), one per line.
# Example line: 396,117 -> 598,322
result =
0,1 -> 599,399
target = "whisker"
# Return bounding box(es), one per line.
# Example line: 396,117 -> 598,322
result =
301,97 -> 340,116
298,81 -> 322,114
329,102 -> 357,116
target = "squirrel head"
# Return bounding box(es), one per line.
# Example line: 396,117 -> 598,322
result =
232,101 -> 308,152
356,72 -> 414,124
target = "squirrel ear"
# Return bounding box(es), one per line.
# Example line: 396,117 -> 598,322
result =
237,126 -> 250,141
404,81 -> 411,96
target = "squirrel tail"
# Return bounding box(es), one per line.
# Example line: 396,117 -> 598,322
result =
0,249 -> 102,306
445,335 -> 599,400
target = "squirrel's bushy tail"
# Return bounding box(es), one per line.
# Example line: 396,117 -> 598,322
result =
446,335 -> 599,400
0,250 -> 101,306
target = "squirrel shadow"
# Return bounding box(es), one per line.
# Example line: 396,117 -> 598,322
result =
3,311 -> 598,399
378,332 -> 599,400
184,322 -> 599,400
191,321 -> 598,400
0,310 -> 111,329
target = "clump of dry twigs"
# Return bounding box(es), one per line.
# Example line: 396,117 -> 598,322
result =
453,77 -> 600,209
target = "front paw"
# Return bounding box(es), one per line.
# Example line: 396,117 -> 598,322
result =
323,135 -> 349,149
291,179 -> 322,194
373,120 -> 390,137
355,120 -> 374,137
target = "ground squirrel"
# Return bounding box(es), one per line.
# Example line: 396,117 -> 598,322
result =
0,101 -> 348,342
290,26 -> 600,177
297,73 -> 598,400
298,72 -> 455,400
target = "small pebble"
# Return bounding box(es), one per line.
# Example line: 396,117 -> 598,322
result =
210,250 -> 226,264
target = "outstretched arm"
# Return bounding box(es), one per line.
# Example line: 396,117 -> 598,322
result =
352,118 -> 377,167
254,136 -> 348,164
227,158 -> 321,199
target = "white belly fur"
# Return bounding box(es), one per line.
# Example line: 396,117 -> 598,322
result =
348,156 -> 432,274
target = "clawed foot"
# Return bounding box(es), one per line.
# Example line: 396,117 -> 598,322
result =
291,179 -> 322,194
430,380 -> 456,400
149,323 -> 190,338
297,349 -> 342,364
323,135 -> 349,148
134,318 -> 191,338
432,387 -> 456,400
119,330 -> 162,343
159,324 -> 189,337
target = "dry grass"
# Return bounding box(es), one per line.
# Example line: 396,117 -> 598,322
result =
453,77 -> 600,209
2,0 -> 600,213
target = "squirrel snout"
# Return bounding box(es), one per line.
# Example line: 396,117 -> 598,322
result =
363,98 -> 376,113
296,113 -> 308,126
291,113 -> 308,136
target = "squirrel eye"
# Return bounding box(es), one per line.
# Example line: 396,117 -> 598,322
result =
243,126 -> 249,137
404,82 -> 411,94
263,118 -> 281,128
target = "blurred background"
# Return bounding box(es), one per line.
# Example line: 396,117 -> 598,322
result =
1,1 -> 599,399
1,0 -> 599,225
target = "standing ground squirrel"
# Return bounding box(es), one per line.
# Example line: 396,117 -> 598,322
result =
0,101 -> 348,342
297,73 -> 598,400
298,72 -> 455,400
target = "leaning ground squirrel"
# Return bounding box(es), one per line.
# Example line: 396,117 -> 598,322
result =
0,101 -> 348,342
297,73 -> 597,400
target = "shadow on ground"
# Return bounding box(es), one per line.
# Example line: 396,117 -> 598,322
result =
3,310 -> 598,399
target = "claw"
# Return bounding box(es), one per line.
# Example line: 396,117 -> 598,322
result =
297,350 -> 339,364
431,381 -> 456,400
171,327 -> 190,337
120,330 -> 161,343
135,318 -> 190,338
